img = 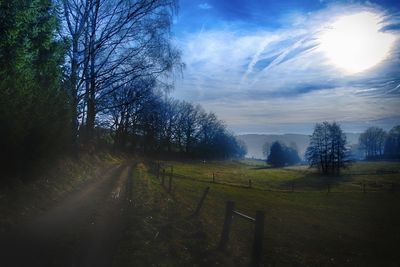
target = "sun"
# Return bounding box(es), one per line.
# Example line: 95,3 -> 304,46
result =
319,11 -> 396,74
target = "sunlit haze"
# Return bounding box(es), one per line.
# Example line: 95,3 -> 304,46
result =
319,12 -> 396,74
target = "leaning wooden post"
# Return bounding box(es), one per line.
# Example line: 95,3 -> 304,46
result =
219,201 -> 235,251
192,187 -> 210,216
251,211 -> 265,267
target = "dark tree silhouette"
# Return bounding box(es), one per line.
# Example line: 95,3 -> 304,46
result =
384,125 -> 400,159
267,141 -> 300,167
358,127 -> 386,160
58,0 -> 182,143
306,122 -> 348,175
0,0 -> 69,178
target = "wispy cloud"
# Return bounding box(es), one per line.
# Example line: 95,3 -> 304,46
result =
198,3 -> 212,10
174,3 -> 400,134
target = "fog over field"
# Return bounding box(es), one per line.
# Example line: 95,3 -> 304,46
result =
238,132 -> 360,159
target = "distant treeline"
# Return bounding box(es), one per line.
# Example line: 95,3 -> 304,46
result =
0,0 -> 245,179
358,126 -> 400,160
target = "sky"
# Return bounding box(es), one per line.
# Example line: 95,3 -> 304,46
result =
171,0 -> 400,134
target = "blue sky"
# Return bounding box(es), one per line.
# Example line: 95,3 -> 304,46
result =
171,0 -> 400,134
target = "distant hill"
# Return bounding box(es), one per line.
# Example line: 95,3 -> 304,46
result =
237,133 -> 360,159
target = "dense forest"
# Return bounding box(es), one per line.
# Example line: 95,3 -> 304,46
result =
0,0 -> 246,180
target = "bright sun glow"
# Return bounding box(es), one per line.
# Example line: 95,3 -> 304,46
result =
319,11 -> 396,74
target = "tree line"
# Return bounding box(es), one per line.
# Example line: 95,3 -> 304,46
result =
358,125 -> 400,160
263,122 -> 400,175
106,96 -> 247,159
263,122 -> 349,175
0,0 -> 246,180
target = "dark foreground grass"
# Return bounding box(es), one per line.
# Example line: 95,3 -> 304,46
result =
117,160 -> 400,267
0,153 -> 123,232
114,163 -> 233,267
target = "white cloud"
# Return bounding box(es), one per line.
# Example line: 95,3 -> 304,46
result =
173,3 -> 400,133
198,3 -> 212,10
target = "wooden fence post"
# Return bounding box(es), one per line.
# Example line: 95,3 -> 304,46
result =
192,187 -> 210,216
219,201 -> 235,251
251,211 -> 265,267
213,172 -> 215,183
168,173 -> 173,192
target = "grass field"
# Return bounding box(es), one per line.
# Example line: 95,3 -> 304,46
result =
117,160 -> 400,267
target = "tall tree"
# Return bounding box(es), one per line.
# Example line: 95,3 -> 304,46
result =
384,125 -> 400,159
267,142 -> 286,167
306,122 -> 348,175
358,127 -> 386,159
0,0 -> 69,177
57,0 -> 181,143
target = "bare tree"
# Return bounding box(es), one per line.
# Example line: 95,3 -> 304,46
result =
58,0 -> 181,142
57,0 -> 92,143
359,127 -> 386,159
384,125 -> 400,159
306,122 -> 348,175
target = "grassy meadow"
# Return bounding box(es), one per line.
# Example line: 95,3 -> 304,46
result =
116,159 -> 400,267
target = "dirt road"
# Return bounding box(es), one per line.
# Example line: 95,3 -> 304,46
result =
0,163 -> 133,267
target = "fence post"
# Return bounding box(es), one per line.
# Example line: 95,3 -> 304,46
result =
192,187 -> 210,216
168,173 -> 173,192
162,169 -> 165,186
219,201 -> 235,251
249,179 -> 252,188
213,172 -> 215,183
251,211 -> 265,267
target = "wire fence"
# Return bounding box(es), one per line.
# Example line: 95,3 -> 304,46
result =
148,161 -> 399,194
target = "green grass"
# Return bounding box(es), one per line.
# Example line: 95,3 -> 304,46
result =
160,160 -> 400,192
114,163 -> 230,267
129,160 -> 400,266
